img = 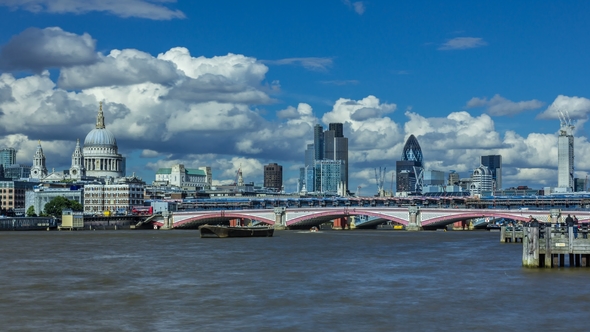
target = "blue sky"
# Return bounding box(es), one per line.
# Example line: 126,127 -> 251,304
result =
0,0 -> 590,193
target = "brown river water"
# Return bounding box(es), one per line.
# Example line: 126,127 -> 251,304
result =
0,229 -> 588,331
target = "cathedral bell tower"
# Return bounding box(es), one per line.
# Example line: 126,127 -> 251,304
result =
69,139 -> 85,180
30,140 -> 48,179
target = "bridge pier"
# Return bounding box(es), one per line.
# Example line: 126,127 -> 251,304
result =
274,207 -> 286,230
160,211 -> 173,230
406,206 -> 422,231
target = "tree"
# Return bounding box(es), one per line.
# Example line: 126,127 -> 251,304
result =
26,205 -> 37,217
43,196 -> 83,217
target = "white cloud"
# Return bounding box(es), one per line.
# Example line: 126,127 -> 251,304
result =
537,95 -> 590,120
342,0 -> 366,15
466,94 -> 544,116
58,49 -> 179,89
0,27 -> 98,72
140,149 -> 162,158
4,26 -> 590,192
438,37 -> 487,50
0,0 -> 185,20
262,57 -> 333,71
322,96 -> 401,164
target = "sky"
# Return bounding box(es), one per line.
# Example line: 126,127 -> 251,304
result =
0,0 -> 590,194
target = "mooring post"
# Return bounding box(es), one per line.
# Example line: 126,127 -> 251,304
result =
522,227 -> 540,268
500,226 -> 506,243
544,225 -> 552,268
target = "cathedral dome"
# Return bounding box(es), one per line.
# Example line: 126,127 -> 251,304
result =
84,128 -> 117,148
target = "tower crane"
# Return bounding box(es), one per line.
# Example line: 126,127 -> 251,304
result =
558,108 -> 575,135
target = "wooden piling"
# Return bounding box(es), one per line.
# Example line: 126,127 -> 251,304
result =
522,227 -> 539,267
544,228 -> 552,268
522,225 -> 590,268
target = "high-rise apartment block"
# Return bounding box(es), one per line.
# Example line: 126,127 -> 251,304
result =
264,163 -> 283,191
480,155 -> 502,190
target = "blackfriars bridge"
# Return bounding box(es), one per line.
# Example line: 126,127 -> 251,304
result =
144,207 -> 590,230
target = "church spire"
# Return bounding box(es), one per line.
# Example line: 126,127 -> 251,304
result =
96,101 -> 105,129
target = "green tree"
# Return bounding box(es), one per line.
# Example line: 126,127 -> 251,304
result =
26,205 -> 37,217
43,196 -> 83,217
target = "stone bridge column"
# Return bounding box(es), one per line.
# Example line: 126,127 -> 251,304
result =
274,207 -> 286,230
406,206 -> 422,231
160,211 -> 172,230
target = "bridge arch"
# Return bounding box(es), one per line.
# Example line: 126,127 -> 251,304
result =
287,209 -> 408,227
421,212 -> 533,227
174,212 -> 275,228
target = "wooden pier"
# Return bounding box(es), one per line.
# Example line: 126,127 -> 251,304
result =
500,226 -> 524,243
520,225 -> 590,268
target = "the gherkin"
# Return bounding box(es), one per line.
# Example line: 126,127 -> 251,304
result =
401,134 -> 423,166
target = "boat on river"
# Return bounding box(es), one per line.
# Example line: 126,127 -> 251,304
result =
199,225 -> 274,238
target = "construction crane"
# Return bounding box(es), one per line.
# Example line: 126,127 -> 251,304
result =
374,167 -> 386,197
558,108 -> 575,135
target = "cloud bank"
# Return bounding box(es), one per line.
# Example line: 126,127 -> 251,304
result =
0,0 -> 185,20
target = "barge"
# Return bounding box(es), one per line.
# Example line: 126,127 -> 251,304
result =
199,225 -> 274,238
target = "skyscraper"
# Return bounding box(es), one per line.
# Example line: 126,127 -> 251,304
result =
396,135 -> 423,193
264,163 -> 283,191
305,144 -> 315,167
323,123 -> 348,191
558,121 -> 574,191
0,148 -> 16,169
329,123 -> 343,138
305,123 -> 349,194
313,124 -> 324,161
480,155 -> 502,190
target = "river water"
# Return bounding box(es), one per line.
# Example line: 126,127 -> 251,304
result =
0,229 -> 588,331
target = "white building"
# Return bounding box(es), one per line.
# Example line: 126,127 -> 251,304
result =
25,186 -> 83,216
30,141 -> 48,180
154,164 -> 211,189
469,165 -> 493,195
30,102 -> 126,183
83,102 -> 125,178
83,175 -> 145,215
